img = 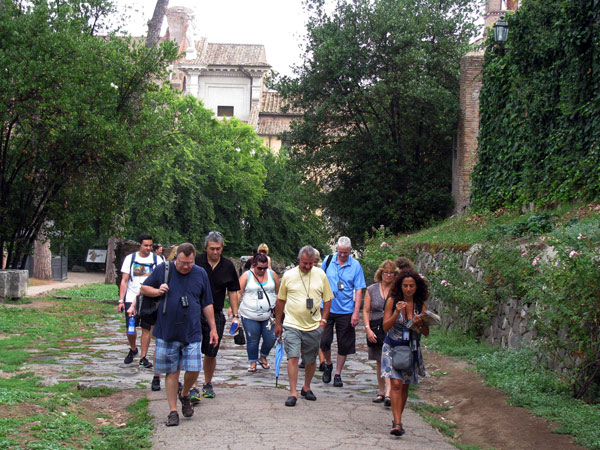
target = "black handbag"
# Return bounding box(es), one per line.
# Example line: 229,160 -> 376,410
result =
135,261 -> 170,319
366,318 -> 385,347
233,323 -> 246,345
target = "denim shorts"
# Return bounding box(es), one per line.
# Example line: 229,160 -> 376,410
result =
154,339 -> 202,374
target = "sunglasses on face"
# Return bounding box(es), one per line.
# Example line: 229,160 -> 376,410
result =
255,266 -> 268,271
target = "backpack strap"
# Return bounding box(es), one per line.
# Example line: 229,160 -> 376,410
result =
324,254 -> 333,272
162,261 -> 171,315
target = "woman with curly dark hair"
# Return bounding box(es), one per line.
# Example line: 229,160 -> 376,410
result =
381,269 -> 429,436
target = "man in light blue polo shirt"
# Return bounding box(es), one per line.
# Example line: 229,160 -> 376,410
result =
320,236 -> 366,387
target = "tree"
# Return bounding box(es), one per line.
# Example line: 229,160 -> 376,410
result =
0,0 -> 177,268
122,89 -> 267,256
119,89 -> 329,262
146,0 -> 170,47
276,0 -> 479,243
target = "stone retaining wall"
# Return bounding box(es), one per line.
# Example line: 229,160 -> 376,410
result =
413,246 -> 537,349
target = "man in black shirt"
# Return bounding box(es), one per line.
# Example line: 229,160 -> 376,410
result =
193,231 -> 240,400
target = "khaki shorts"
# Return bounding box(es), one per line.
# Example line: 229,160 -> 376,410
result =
283,326 -> 323,364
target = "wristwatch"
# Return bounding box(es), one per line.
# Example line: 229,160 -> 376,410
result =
233,314 -> 239,318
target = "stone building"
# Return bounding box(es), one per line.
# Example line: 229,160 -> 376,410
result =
164,7 -> 298,153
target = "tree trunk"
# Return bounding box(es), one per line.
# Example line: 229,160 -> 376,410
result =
33,236 -> 52,280
104,236 -> 118,284
146,0 -> 170,47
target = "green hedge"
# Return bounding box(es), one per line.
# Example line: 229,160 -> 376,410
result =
471,0 -> 600,210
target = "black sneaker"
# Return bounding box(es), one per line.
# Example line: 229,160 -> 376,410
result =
202,383 -> 215,398
333,374 -> 343,387
322,364 -> 333,383
124,348 -> 138,364
179,394 -> 194,417
166,411 -> 179,427
190,387 -> 201,405
298,359 -> 305,369
318,362 -> 327,372
139,357 -> 153,369
151,376 -> 161,391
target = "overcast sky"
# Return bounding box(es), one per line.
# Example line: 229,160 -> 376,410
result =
112,0 -> 311,77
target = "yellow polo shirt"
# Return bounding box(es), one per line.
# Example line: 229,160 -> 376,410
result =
278,266 -> 333,331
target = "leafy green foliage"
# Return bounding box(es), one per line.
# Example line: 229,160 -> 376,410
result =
0,0 -> 178,268
472,0 -> 600,210
119,89 -> 328,262
276,0 -> 479,243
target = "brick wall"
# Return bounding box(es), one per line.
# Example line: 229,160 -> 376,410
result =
452,52 -> 484,215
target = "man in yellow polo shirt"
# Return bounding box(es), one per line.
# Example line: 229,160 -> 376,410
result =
275,245 -> 333,407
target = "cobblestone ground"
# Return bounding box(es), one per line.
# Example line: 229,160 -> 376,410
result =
25,311 -> 453,450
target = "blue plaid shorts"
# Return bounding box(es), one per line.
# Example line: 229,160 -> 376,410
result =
155,339 -> 203,374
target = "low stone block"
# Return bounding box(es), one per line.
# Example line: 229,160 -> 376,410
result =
0,270 -> 28,298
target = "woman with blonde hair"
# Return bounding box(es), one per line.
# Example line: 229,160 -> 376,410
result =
363,259 -> 398,404
257,243 -> 272,269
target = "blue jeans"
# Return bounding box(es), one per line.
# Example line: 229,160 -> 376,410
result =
241,316 -> 276,362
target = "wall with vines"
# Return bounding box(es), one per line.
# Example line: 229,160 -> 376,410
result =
471,0 -> 600,211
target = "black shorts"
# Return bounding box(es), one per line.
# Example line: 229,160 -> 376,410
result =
319,312 -> 356,356
124,302 -> 153,331
201,311 -> 226,357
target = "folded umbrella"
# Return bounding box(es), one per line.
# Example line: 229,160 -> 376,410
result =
274,338 -> 284,387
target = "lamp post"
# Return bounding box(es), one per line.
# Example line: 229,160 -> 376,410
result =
493,16 -> 509,45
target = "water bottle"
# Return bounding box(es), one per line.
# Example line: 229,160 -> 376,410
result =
127,316 -> 136,335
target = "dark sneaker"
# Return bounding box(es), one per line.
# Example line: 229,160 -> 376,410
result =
322,364 -> 333,384
139,357 -> 153,369
178,381 -> 182,396
179,394 -> 194,418
384,396 -> 391,407
285,396 -> 297,407
202,383 -> 215,398
124,348 -> 138,364
300,388 -> 317,401
318,362 -> 327,372
333,374 -> 343,387
190,387 -> 201,405
298,359 -> 305,369
151,376 -> 161,391
166,411 -> 179,427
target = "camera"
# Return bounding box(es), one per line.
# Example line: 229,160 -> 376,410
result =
180,296 -> 189,308
257,290 -> 263,299
306,298 -> 313,309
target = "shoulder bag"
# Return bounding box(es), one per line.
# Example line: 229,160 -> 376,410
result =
135,261 -> 170,319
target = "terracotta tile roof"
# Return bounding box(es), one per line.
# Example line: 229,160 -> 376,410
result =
257,119 -> 293,136
184,41 -> 270,67
260,91 -> 303,115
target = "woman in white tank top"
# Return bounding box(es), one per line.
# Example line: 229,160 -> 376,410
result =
238,253 -> 280,372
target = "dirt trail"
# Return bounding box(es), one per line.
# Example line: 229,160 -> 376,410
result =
418,349 -> 586,450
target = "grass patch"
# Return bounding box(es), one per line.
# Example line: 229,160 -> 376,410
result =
0,284 -> 153,450
410,402 -> 457,437
426,328 -> 600,450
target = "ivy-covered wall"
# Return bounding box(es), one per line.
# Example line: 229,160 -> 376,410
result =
471,0 -> 600,210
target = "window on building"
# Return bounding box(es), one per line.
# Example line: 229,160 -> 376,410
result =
217,106 -> 234,117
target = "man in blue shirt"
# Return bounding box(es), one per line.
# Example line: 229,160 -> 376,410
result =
140,243 -> 218,427
320,236 -> 366,387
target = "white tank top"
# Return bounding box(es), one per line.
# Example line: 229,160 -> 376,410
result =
239,269 -> 276,321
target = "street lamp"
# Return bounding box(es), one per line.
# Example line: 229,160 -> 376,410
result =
493,16 -> 509,45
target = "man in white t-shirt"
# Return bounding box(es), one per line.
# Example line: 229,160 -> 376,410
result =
118,234 -> 163,370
